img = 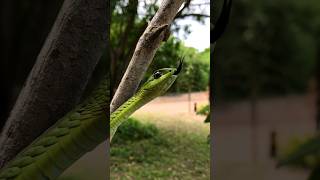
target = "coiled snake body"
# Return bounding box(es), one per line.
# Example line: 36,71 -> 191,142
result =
0,62 -> 181,179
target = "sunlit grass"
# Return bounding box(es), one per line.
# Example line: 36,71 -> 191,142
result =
133,112 -> 209,135
110,113 -> 210,179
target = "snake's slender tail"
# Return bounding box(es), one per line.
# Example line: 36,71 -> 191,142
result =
0,79 -> 108,180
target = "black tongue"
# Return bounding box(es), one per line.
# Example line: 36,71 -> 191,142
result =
174,57 -> 183,75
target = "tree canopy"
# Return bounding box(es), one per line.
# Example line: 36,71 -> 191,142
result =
214,0 -> 319,100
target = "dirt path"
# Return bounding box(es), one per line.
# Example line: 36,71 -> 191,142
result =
134,91 -> 209,121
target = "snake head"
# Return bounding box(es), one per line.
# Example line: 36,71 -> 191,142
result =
142,58 -> 183,97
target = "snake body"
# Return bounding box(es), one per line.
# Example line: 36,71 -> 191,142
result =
0,78 -> 108,180
0,62 -> 181,179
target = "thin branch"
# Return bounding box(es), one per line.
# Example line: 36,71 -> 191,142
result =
174,0 -> 191,20
189,2 -> 210,6
177,13 -> 210,19
110,0 -> 185,113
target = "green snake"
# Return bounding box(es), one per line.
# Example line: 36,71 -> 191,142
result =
110,64 -> 181,140
0,61 -> 181,180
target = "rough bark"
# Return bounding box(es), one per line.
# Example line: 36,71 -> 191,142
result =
0,0 -> 107,168
0,1 -> 64,130
110,0 -> 185,112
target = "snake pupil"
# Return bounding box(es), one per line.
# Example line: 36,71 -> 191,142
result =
153,71 -> 162,79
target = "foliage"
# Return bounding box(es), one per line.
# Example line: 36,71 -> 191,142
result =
196,104 -> 210,124
278,135 -> 320,168
278,135 -> 320,180
143,37 -> 210,93
195,104 -> 210,143
214,0 -> 317,100
112,118 -> 159,144
174,48 -> 210,93
196,104 -> 210,116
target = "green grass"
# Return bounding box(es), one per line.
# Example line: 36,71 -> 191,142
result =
111,114 -> 210,180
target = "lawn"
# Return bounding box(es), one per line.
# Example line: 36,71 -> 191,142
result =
110,112 -> 210,180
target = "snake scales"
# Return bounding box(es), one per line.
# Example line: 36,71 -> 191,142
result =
0,61 -> 181,179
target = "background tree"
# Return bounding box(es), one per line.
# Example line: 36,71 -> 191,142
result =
214,0 -> 316,101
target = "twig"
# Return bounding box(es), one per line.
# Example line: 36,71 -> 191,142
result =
177,13 -> 210,19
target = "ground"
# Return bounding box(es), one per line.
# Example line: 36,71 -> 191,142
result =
59,91 -> 209,180
59,91 -> 313,180
109,91 -> 210,179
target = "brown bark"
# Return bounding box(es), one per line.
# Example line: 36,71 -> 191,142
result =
110,0 -> 185,112
0,0 -> 108,168
0,1 -> 64,130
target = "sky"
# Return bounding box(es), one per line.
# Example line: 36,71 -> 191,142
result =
175,17 -> 210,52
138,0 -> 210,52
175,0 -> 210,52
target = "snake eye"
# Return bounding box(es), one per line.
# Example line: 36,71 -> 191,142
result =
153,71 -> 162,79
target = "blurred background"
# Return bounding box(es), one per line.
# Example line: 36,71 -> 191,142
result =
213,0 -> 320,179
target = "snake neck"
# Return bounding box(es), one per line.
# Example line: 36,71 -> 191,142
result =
110,90 -> 153,140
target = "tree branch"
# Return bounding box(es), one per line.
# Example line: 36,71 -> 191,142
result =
0,0 -> 107,168
189,2 -> 210,6
110,0 -> 185,112
174,0 -> 191,19
177,13 -> 210,19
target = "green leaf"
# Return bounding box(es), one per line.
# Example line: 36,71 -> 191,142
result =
278,135 -> 320,167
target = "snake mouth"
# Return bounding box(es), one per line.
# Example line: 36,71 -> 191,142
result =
173,57 -> 183,75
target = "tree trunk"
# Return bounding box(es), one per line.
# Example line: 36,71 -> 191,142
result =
0,0 -> 64,130
0,0 -> 108,168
